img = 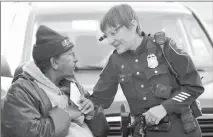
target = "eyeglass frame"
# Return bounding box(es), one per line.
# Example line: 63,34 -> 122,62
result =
99,25 -> 123,41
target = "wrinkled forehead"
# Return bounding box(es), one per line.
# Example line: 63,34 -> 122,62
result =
101,19 -> 121,33
103,24 -> 121,34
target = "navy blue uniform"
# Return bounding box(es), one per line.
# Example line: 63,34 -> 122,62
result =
90,34 -> 204,137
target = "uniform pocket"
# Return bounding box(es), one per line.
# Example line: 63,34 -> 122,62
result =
143,64 -> 167,80
118,74 -> 132,84
154,84 -> 172,99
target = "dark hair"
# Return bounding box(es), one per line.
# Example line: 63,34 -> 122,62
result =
100,4 -> 141,35
34,54 -> 60,74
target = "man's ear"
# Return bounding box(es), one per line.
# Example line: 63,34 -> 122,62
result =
50,57 -> 59,69
130,20 -> 138,33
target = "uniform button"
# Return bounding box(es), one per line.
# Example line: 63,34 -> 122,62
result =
135,59 -> 138,62
136,72 -> 140,75
141,85 -> 144,88
154,70 -> 158,74
143,97 -> 147,100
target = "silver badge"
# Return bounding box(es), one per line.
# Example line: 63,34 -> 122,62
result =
147,54 -> 158,68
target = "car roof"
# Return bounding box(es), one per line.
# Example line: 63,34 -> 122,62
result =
31,2 -> 192,15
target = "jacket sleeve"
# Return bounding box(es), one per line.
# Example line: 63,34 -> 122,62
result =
161,38 -> 204,114
2,83 -> 71,137
90,55 -> 119,109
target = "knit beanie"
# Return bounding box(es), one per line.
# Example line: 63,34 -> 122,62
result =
32,25 -> 74,62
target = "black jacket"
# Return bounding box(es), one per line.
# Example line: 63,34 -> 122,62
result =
2,72 -> 71,137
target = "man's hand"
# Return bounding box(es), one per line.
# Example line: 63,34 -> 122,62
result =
60,86 -> 70,95
78,97 -> 94,115
143,105 -> 167,125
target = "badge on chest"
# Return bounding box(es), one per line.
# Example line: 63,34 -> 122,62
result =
147,54 -> 158,68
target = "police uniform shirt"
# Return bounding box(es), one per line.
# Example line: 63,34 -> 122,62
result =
90,34 -> 204,116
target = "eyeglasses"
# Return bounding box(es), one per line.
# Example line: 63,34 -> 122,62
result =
99,25 -> 123,41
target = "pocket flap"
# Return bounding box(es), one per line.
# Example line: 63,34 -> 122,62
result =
154,84 -> 172,99
118,74 -> 132,83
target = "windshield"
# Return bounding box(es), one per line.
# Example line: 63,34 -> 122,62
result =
31,12 -> 212,70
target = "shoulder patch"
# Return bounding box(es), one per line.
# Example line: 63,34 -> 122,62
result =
169,39 -> 187,55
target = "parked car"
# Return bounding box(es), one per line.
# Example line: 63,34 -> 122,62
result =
1,55 -> 13,101
1,2 -> 213,137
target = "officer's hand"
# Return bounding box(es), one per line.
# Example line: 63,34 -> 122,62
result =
78,97 -> 94,115
143,105 -> 167,125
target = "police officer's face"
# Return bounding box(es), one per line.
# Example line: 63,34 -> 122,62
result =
104,21 -> 138,54
56,49 -> 78,77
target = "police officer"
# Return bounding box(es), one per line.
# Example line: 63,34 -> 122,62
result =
87,4 -> 204,137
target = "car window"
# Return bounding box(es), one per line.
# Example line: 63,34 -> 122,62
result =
28,18 -> 114,68
182,15 -> 213,58
21,7 -> 213,71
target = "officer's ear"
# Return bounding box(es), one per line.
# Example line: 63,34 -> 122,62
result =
130,20 -> 138,33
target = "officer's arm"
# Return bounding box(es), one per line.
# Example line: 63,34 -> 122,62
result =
162,38 -> 204,114
89,54 -> 119,109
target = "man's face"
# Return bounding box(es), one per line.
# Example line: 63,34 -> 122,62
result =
104,24 -> 136,54
56,49 -> 78,78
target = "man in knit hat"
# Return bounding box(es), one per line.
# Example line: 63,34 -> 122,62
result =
1,25 -> 96,137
